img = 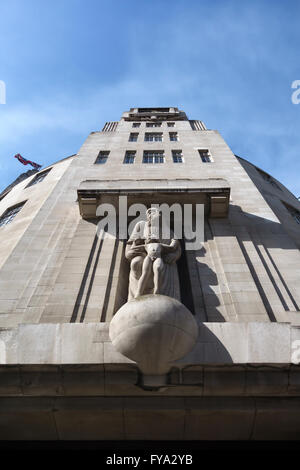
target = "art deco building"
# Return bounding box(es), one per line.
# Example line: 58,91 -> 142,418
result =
0,107 -> 300,440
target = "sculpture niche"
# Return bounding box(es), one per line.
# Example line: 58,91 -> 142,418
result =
110,207 -> 198,386
125,208 -> 181,300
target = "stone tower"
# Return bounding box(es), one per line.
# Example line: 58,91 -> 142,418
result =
0,107 -> 300,440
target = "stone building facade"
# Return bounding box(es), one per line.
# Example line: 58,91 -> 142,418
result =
0,107 -> 300,440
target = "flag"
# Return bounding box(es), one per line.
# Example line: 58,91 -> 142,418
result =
14,154 -> 42,170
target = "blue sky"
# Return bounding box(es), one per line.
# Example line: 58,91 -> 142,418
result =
0,0 -> 300,197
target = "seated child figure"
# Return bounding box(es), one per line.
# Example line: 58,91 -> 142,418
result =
135,238 -> 177,298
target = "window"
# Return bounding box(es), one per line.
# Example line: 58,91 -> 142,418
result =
143,151 -> 164,164
169,132 -> 178,141
146,122 -> 162,128
123,151 -> 136,164
26,169 -> 51,188
293,212 -> 300,224
198,150 -> 212,162
95,151 -> 109,164
132,123 -> 140,128
144,133 -> 163,142
0,202 -> 26,227
138,108 -> 169,113
172,150 -> 183,163
129,133 -> 138,142
167,122 -> 175,127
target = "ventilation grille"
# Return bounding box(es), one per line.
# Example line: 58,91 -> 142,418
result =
190,120 -> 207,131
102,121 -> 118,132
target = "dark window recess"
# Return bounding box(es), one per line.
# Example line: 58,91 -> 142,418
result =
123,151 -> 136,164
144,133 -> 163,142
172,150 -> 183,163
132,123 -> 140,128
129,133 -> 138,142
138,108 -> 170,113
176,239 -> 195,315
0,169 -> 38,202
95,151 -> 109,164
0,201 -> 26,227
169,132 -> 178,141
26,169 -> 51,188
146,122 -> 162,128
199,150 -> 211,162
143,151 -> 164,163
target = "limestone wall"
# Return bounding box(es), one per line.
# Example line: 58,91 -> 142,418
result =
0,109 -> 299,327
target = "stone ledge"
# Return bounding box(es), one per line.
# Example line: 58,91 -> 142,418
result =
0,364 -> 299,397
0,322 -> 299,398
0,396 -> 300,440
0,322 -> 296,366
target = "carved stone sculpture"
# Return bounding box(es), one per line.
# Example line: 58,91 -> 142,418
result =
125,208 -> 181,300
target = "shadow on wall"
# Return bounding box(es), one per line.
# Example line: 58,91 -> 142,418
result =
198,322 -> 233,363
194,246 -> 226,322
210,207 -> 300,319
237,156 -> 300,249
71,206 -> 299,323
70,219 -> 128,323
216,204 -> 299,249
177,322 -> 234,365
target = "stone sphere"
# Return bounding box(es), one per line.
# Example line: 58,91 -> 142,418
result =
109,295 -> 198,375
